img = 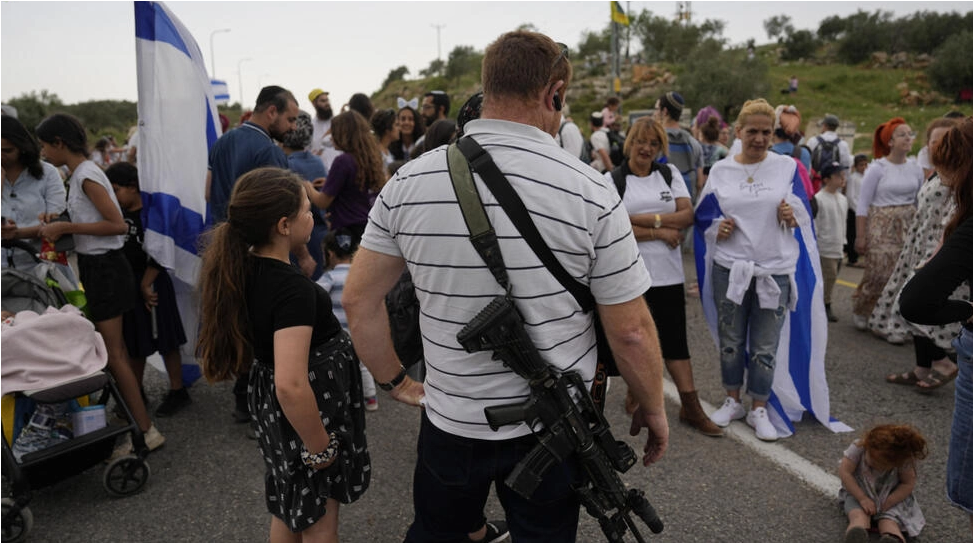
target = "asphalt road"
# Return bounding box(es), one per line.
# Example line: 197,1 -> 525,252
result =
7,260 -> 971,542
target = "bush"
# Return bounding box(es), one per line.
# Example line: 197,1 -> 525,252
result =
678,42 -> 770,122
781,30 -> 819,61
927,31 -> 974,96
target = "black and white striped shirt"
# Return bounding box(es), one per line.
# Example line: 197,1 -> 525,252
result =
362,119 -> 652,439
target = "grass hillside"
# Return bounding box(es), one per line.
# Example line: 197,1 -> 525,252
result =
371,48 -> 972,155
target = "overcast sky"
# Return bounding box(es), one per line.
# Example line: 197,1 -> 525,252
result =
2,1 -> 969,110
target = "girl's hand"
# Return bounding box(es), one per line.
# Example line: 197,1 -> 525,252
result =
38,221 -> 68,242
854,237 -> 867,255
860,498 -> 877,516
37,212 -> 61,223
1,219 -> 17,241
141,283 -> 158,309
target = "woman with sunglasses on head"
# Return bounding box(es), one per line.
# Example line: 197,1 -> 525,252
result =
851,118 -> 924,332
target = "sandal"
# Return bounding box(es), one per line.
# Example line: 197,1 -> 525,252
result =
886,370 -> 920,385
916,367 -> 959,391
844,527 -> 869,542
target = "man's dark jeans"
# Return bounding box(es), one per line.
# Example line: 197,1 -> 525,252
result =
405,412 -> 580,542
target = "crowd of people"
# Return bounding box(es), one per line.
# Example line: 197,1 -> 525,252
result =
1,28 -> 971,543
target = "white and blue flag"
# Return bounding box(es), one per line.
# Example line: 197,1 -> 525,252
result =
135,1 -> 220,384
134,0 -> 220,286
693,166 -> 852,438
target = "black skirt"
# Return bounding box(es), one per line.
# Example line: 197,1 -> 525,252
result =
249,331 -> 370,532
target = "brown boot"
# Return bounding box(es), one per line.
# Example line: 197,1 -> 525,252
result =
678,391 -> 724,437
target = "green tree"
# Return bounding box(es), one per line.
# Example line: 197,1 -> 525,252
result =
444,45 -> 483,84
781,30 -> 819,61
420,59 -> 446,78
927,31 -> 974,96
576,26 -> 612,58
66,100 -> 137,134
763,15 -> 794,43
6,90 -> 64,134
631,9 -> 725,63
678,42 -> 769,123
380,65 -> 410,91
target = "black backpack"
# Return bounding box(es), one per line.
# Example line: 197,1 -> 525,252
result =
810,135 -> 840,175
607,130 -> 626,167
610,160 -> 672,199
384,270 -> 424,369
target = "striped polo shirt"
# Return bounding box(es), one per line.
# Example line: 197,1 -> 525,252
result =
361,119 -> 652,440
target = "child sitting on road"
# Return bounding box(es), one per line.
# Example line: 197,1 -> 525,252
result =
839,423 -> 927,542
813,162 -> 849,323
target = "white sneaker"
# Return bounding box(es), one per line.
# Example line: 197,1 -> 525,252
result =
746,407 -> 778,441
853,314 -> 868,331
109,424 -> 165,461
886,333 -> 905,345
709,397 -> 746,427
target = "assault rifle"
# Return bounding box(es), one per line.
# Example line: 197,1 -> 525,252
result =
457,295 -> 664,542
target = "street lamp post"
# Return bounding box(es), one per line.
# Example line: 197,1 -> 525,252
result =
237,57 -> 252,110
431,24 -> 445,63
209,28 -> 231,77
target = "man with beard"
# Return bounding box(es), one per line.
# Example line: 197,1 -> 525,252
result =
308,88 -> 341,170
205,85 -> 311,429
420,90 -> 450,127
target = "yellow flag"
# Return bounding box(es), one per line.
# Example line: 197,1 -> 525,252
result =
611,1 -> 629,26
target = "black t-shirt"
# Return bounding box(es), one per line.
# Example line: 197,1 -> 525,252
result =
900,216 -> 973,329
121,207 -> 156,283
246,257 -> 342,365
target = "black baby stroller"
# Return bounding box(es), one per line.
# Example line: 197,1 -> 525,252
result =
1,241 -> 151,541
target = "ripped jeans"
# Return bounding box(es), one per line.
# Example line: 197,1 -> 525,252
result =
712,263 -> 791,401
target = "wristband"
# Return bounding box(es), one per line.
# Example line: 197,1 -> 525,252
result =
301,431 -> 340,468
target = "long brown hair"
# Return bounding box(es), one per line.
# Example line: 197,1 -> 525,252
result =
196,167 -> 305,382
931,117 -> 972,240
330,110 -> 387,193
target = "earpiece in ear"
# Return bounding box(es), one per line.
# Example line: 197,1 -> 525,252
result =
553,92 -> 562,112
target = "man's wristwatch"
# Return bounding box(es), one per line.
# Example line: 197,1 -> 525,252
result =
378,365 -> 408,391
653,213 -> 662,229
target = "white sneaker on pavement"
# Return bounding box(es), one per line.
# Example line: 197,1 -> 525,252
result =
746,407 -> 778,442
709,397 -> 745,427
853,314 -> 868,331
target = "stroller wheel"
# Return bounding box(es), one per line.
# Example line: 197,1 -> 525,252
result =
1,498 -> 33,542
103,455 -> 150,497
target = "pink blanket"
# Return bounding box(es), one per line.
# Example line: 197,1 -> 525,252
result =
1,305 -> 107,396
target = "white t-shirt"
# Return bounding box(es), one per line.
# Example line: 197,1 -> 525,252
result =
67,160 -> 126,255
609,164 -> 688,286
813,190 -> 848,258
362,118 -> 651,440
555,115 -> 584,160
856,158 -> 924,216
707,153 -> 800,273
590,128 -> 611,172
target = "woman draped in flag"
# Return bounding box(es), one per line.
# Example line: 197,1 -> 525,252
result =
694,98 -> 846,441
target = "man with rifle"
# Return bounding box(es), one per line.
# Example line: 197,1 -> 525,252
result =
343,30 -> 668,542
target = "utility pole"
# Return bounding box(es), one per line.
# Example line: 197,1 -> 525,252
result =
237,57 -> 252,110
431,24 -> 446,63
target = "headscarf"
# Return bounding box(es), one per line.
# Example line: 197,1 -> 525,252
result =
873,117 -> 906,158
774,105 -> 801,138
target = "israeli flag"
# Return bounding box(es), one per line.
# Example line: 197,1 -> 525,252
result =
211,79 -> 230,105
134,1 -> 220,286
135,1 -> 219,385
694,164 -> 852,438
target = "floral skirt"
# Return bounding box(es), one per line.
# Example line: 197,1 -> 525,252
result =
249,331 -> 370,532
852,205 -> 915,317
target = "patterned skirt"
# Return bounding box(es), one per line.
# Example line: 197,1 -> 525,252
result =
249,331 -> 370,532
852,205 -> 915,317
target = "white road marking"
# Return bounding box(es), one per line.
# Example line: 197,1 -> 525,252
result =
662,378 -> 842,498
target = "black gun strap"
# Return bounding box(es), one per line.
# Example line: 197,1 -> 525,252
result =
446,143 -> 511,291
455,136 -> 595,313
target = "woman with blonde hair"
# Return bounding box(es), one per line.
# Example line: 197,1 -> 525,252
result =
852,118 -> 924,331
612,116 -> 722,437
307,111 -> 387,238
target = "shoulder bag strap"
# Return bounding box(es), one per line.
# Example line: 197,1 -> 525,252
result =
455,136 -> 595,313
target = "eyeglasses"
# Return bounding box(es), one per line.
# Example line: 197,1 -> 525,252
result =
551,42 -> 569,72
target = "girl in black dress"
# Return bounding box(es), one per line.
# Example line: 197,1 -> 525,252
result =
197,168 -> 369,542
